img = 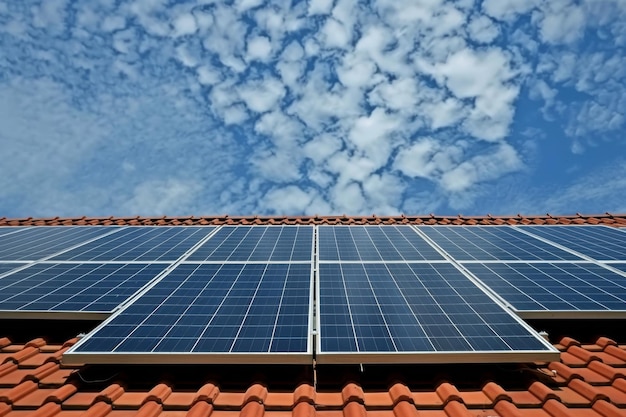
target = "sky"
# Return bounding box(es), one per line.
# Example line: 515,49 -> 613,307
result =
0,0 -> 625,218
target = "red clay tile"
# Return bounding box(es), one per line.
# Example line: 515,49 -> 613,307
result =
604,346 -> 626,363
186,401 -> 214,417
591,399 -> 626,417
567,378 -> 610,403
342,400 -> 366,417
243,384 -> 268,405
265,392 -> 293,408
135,401 -> 163,417
193,383 -> 219,404
567,346 -> 602,364
388,383 -> 412,406
293,384 -> 315,405
442,399 -> 471,417
0,380 -> 38,403
27,402 -> 62,417
594,385 -> 626,406
588,361 -> 626,382
12,388 -> 56,407
38,368 -> 74,386
144,384 -> 172,405
411,392 -> 443,407
435,383 -> 463,405
240,400 -> 264,417
342,384 -> 365,405
527,382 -> 559,404
552,386 -> 593,406
97,383 -> 126,403
213,392 -> 246,407
162,392 -> 196,409
392,400 -> 418,417
293,402 -> 315,417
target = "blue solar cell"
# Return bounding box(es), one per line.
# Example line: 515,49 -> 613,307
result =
0,263 -> 168,312
318,262 -> 551,357
51,227 -> 215,261
464,263 -> 626,313
71,263 -> 312,358
0,228 -> 23,237
318,226 -> 444,261
521,226 -> 626,261
0,227 -> 119,261
0,263 -> 26,276
418,226 -> 582,261
187,226 -> 313,262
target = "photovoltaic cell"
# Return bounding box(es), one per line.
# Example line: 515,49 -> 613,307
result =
418,226 -> 582,261
0,228 -> 23,237
318,262 -> 554,362
463,263 -> 626,313
0,263 -> 26,276
318,226 -> 444,261
521,226 -> 626,261
187,226 -> 312,262
51,227 -> 215,261
67,263 -> 312,363
0,227 -> 119,261
0,263 -> 169,313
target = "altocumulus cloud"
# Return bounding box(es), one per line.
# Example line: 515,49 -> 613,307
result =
1,0 -> 626,217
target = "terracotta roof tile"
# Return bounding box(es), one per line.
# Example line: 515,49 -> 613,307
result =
2,213 -> 625,227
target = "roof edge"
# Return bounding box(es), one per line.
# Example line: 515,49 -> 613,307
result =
1,213 -> 625,226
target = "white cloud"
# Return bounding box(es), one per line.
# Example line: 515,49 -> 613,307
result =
123,178 -> 202,215
534,1 -> 586,44
440,143 -> 523,192
172,13 -> 197,37
482,0 -> 538,22
309,0 -> 334,15
237,77 -> 286,113
246,35 -> 272,62
467,15 -> 500,43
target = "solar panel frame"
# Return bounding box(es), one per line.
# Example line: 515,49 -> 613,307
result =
516,225 -> 626,261
64,261 -> 315,364
416,226 -> 584,261
461,262 -> 626,319
314,260 -> 558,364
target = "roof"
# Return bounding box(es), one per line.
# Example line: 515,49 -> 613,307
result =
2,212 -> 626,227
1,214 -> 626,417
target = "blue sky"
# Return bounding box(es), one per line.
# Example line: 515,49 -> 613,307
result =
0,0 -> 625,217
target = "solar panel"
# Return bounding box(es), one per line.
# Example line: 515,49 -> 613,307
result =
463,263 -> 626,318
318,226 -> 444,261
0,263 -> 169,317
0,227 -> 24,237
418,226 -> 582,261
64,262 -> 313,364
186,226 -> 313,262
0,226 -> 119,261
317,262 -> 557,363
0,263 -> 27,276
51,226 -> 215,261
520,226 -> 626,261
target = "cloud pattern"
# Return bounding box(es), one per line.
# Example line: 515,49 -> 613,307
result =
0,0 -> 625,217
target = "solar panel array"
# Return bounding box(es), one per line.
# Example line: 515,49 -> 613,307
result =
315,226 -> 556,363
463,263 -> 626,316
0,226 -> 216,318
520,225 -> 626,261
2,223 -> 626,365
67,226 -> 314,364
